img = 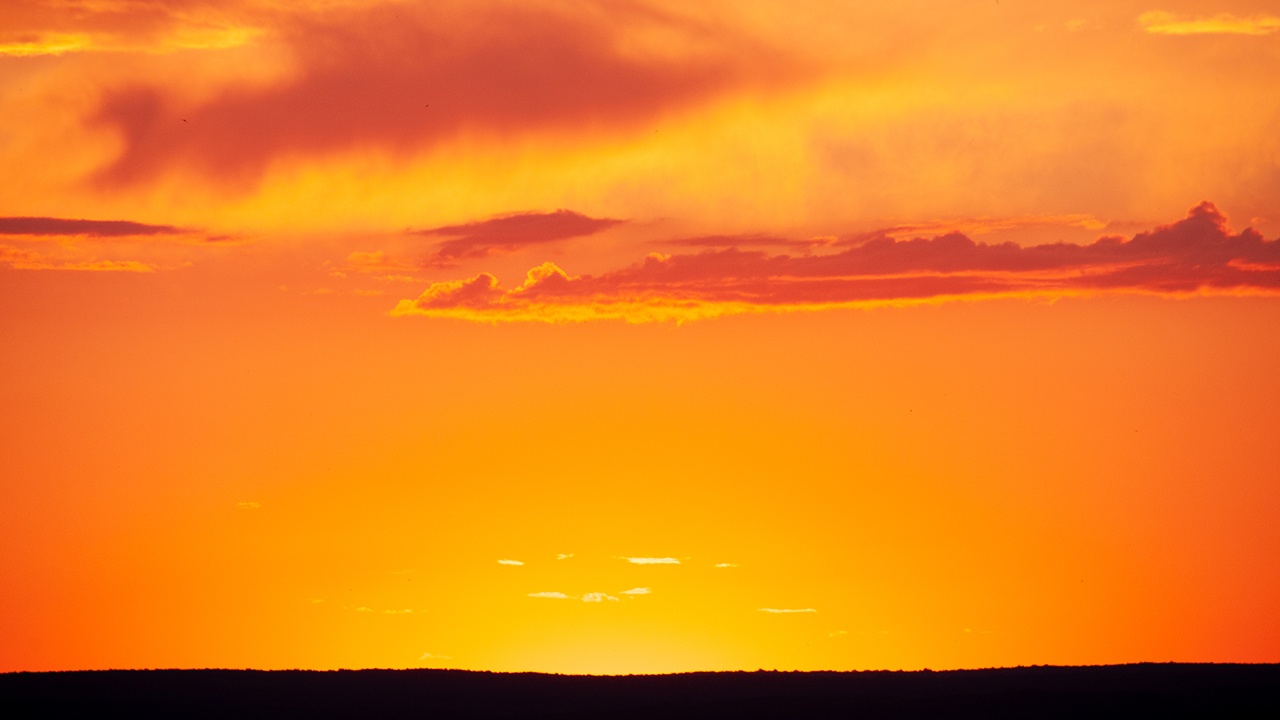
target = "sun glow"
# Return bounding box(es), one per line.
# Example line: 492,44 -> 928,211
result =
3,0 -> 1278,675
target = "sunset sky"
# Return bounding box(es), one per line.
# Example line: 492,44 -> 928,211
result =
2,0 -> 1279,674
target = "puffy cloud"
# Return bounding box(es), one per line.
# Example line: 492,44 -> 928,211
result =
758,608 -> 817,614
414,210 -> 624,266
556,553 -> 574,560
392,203 -> 1280,323
496,559 -> 524,566
581,592 -> 619,603
527,591 -> 571,599
621,557 -> 681,565
620,587 -> 651,595
1138,11 -> 1280,36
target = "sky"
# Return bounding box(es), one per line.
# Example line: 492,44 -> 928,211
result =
1,0 -> 1278,674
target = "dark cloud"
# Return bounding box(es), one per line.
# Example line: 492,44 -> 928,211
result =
89,2 -> 798,189
661,234 -> 822,249
0,216 -> 185,237
414,210 -> 624,266
393,203 -> 1280,322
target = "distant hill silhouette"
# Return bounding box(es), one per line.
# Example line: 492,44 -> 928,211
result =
3,664 -> 1278,719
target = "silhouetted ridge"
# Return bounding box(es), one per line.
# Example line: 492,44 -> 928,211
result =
2,664 -> 1278,719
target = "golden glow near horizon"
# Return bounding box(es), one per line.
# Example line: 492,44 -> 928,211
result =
2,0 -> 1278,674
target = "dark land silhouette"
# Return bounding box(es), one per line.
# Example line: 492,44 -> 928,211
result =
3,663 -> 1278,719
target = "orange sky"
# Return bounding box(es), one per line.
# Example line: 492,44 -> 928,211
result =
2,0 -> 1278,674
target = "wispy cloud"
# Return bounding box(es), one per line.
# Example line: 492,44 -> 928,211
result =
759,608 -> 817,614
1,245 -> 156,273
87,2 -> 799,189
620,587 -> 651,595
415,210 -> 625,267
236,501 -> 261,510
1138,11 -> 1280,35
528,590 -> 626,602
714,563 -> 739,568
621,557 -> 681,565
497,559 -> 524,566
393,203 -> 1280,324
344,605 -> 419,614
419,651 -> 451,660
0,216 -> 186,238
556,553 -> 574,561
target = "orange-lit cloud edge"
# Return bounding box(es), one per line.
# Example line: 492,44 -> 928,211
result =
390,203 -> 1280,324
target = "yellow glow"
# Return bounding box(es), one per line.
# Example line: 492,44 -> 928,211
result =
1138,11 -> 1280,36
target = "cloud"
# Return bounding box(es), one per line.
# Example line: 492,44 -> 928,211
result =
528,591 -> 572,599
1138,11 -> 1280,36
392,203 -> 1280,323
0,216 -> 186,238
621,557 -> 681,565
1,245 -> 156,273
620,587 -> 651,595
556,553 -> 574,560
581,592 -> 619,603
88,1 -> 799,188
0,1 -> 263,57
714,563 -> 739,568
664,214 -> 1105,251
419,651 -> 451,660
236,501 -> 260,510
497,559 -> 524,566
414,210 -> 624,266
663,234 -> 820,250
758,608 -> 817,614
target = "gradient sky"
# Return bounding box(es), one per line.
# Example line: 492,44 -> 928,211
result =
2,0 -> 1278,674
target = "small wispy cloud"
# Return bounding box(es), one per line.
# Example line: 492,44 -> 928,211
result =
344,605 -> 420,614
620,587 -> 651,595
829,630 -> 848,638
1138,11 -> 1280,35
556,553 -> 574,560
758,608 -> 817,614
714,563 -> 738,568
497,559 -> 524,566
0,216 -> 187,237
1,245 -> 158,273
622,557 -> 681,565
419,651 -> 451,660
237,501 -> 261,510
528,591 -> 572,599
581,592 -> 620,603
